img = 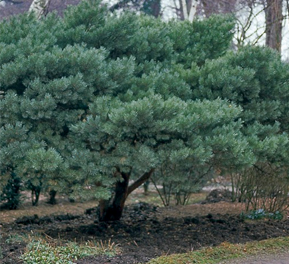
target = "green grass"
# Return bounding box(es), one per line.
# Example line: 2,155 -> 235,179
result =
5,233 -> 27,244
20,236 -> 120,264
146,236 -> 289,264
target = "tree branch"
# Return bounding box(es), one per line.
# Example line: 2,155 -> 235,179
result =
109,0 -> 132,12
127,168 -> 155,195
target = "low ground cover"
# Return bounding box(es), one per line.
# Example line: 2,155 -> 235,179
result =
1,190 -> 289,264
148,236 -> 289,264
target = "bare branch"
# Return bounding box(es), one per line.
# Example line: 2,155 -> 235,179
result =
127,168 -> 155,195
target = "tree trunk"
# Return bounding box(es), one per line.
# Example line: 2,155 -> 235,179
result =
47,189 -> 57,205
29,0 -> 51,19
201,0 -> 218,17
142,0 -> 161,17
143,180 -> 150,195
180,0 -> 198,21
31,186 -> 41,206
98,169 -> 154,222
99,171 -> 130,221
150,0 -> 161,17
201,0 -> 237,17
265,0 -> 283,52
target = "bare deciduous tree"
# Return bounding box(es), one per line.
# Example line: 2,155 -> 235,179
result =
180,0 -> 198,21
198,0 -> 286,52
24,0 -> 289,53
29,0 -> 51,19
200,0 -> 238,17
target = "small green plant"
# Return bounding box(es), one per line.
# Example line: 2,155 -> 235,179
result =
240,208 -> 283,220
0,172 -> 22,210
5,233 -> 26,244
20,238 -> 120,264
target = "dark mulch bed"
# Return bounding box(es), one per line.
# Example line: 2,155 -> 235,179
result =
1,202 -> 289,264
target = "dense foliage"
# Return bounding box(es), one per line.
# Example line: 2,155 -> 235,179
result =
1,0 -> 289,220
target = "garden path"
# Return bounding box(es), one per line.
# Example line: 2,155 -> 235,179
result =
219,252 -> 289,264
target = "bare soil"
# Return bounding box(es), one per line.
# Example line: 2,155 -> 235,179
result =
1,191 -> 289,264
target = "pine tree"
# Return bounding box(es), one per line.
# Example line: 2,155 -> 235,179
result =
191,45 -> 289,163
187,45 -> 289,207
70,95 -> 251,220
1,0 -> 287,220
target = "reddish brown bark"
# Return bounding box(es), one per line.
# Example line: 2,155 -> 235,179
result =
99,169 -> 155,222
265,0 -> 283,52
99,171 -> 130,221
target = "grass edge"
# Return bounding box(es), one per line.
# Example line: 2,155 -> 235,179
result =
146,236 -> 289,264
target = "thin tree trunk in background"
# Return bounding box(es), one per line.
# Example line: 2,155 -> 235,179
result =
201,0 -> 218,17
143,0 -> 161,17
265,0 -> 283,52
29,0 -> 51,19
152,0 -> 161,17
180,0 -> 198,21
31,186 -> 41,206
48,189 -> 57,205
